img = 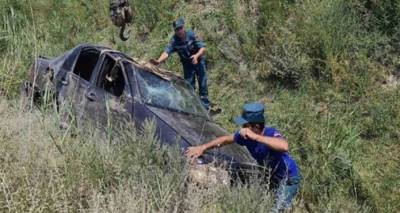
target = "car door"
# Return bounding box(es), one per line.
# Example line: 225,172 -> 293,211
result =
57,47 -> 101,126
82,54 -> 133,134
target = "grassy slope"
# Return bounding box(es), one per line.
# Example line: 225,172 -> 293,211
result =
1,0 -> 399,212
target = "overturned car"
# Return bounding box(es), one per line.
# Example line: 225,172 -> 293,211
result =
22,44 -> 259,183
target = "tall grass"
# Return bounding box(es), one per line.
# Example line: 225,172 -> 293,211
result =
0,99 -> 277,212
0,0 -> 399,212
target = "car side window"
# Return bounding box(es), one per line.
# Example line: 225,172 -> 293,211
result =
97,55 -> 126,97
72,48 -> 100,81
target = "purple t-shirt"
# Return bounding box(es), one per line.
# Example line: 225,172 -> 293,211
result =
234,127 -> 299,180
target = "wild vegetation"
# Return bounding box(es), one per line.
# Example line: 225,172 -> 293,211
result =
0,0 -> 399,212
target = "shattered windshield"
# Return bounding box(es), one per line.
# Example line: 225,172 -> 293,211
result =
134,66 -> 208,118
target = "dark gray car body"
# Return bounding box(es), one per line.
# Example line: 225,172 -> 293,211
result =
25,44 -> 257,177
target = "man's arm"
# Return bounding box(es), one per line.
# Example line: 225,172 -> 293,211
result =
240,128 -> 289,152
150,52 -> 169,66
185,135 -> 234,158
256,135 -> 289,152
190,30 -> 206,64
157,52 -> 169,63
190,47 -> 205,65
196,47 -> 205,58
150,36 -> 175,65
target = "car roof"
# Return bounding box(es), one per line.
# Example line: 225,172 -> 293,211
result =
75,44 -> 181,82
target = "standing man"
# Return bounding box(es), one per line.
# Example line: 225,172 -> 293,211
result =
150,18 -> 210,110
185,102 -> 301,211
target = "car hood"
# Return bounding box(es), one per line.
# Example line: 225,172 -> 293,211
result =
147,106 -> 256,165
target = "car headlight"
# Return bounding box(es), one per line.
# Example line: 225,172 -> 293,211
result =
195,157 -> 206,165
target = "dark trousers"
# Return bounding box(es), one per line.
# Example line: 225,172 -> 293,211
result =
182,59 -> 210,110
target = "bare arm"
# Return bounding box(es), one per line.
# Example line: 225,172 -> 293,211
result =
255,135 -> 288,152
240,128 -> 288,152
185,135 -> 234,158
157,52 -> 169,63
195,47 -> 205,58
149,52 -> 169,66
190,47 -> 205,64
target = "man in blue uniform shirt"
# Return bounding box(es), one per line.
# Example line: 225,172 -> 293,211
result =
186,102 -> 301,211
151,18 -> 210,110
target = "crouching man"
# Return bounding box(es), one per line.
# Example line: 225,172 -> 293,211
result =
185,102 -> 301,211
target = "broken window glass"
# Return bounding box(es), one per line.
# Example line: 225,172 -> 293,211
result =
135,67 -> 208,117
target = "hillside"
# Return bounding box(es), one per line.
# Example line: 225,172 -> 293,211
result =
1,0 -> 399,212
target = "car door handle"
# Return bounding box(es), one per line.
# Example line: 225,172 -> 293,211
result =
86,92 -> 96,101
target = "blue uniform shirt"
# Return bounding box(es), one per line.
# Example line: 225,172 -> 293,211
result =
234,127 -> 299,181
164,29 -> 205,63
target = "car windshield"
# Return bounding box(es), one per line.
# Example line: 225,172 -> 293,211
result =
134,66 -> 208,118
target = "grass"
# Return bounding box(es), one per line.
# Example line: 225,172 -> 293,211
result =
0,99 -> 278,212
1,0 -> 400,212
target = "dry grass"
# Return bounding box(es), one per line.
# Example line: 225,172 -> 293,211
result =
0,99 -> 277,212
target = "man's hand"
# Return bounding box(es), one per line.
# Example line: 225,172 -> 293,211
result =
190,54 -> 199,65
149,59 -> 160,66
239,128 -> 259,141
185,145 -> 205,158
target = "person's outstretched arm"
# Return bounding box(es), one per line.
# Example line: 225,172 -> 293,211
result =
156,52 -> 169,64
150,37 -> 175,65
150,52 -> 169,66
185,135 -> 234,158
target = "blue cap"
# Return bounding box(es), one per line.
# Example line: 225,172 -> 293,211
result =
234,102 -> 265,125
173,18 -> 185,30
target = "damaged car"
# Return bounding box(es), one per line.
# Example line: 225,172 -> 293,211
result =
22,44 -> 259,184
